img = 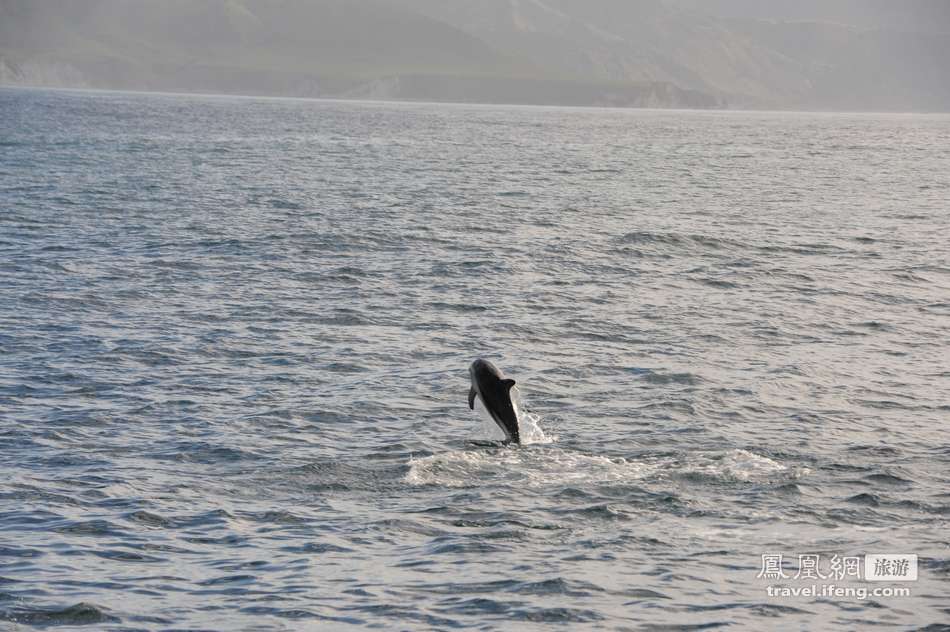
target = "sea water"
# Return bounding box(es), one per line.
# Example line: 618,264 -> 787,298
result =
1,88 -> 949,629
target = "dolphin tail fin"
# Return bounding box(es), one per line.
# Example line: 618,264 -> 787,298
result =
468,386 -> 477,410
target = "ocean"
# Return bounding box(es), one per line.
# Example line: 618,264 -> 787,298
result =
1,87 -> 948,630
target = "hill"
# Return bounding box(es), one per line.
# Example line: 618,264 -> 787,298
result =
1,0 -> 948,110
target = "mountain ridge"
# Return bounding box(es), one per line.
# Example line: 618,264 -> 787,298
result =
1,0 -> 948,111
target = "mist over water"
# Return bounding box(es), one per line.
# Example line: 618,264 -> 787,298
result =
1,88 -> 949,629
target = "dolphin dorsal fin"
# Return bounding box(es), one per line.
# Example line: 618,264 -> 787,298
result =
501,378 -> 516,390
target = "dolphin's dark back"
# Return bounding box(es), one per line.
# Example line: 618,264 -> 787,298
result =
469,359 -> 520,444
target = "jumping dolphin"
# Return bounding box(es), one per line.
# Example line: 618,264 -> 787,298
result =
468,358 -> 521,444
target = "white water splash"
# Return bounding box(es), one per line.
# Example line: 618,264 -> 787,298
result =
511,387 -> 555,444
470,386 -> 554,445
406,447 -> 801,489
677,449 -> 792,482
406,447 -> 655,488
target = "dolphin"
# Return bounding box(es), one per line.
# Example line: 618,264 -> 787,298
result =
468,358 -> 521,444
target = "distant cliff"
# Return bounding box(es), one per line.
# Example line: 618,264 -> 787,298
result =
0,57 -> 88,88
342,75 -> 724,108
1,0 -> 947,111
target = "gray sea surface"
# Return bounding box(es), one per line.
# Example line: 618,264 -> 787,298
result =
1,87 -> 949,630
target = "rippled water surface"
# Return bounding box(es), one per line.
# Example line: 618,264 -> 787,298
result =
1,88 -> 949,630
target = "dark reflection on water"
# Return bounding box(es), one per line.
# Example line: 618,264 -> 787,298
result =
1,88 -> 949,629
